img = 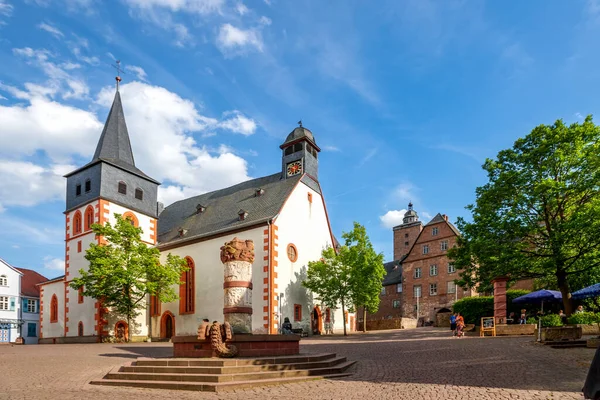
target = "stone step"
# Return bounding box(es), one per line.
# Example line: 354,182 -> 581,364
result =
134,353 -> 336,367
90,372 -> 353,392
122,356 -> 348,374
106,361 -> 356,383
549,340 -> 588,349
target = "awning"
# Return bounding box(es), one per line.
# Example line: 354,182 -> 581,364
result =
0,318 -> 24,327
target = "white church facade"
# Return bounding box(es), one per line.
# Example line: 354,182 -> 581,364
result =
38,87 -> 352,343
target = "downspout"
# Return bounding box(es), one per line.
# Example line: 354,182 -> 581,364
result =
267,219 -> 272,334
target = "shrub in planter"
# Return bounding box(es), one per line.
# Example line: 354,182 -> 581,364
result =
453,296 -> 493,325
567,312 -> 600,325
526,317 -> 537,325
540,314 -> 563,327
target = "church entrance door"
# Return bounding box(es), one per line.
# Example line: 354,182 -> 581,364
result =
311,306 -> 323,335
115,321 -> 128,342
160,311 -> 175,339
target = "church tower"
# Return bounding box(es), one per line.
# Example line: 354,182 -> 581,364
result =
60,86 -> 160,340
393,202 -> 423,261
280,122 -> 320,180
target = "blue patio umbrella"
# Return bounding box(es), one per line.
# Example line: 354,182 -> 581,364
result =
572,283 -> 600,300
512,289 -> 563,313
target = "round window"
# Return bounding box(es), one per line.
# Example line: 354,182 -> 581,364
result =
287,244 -> 298,262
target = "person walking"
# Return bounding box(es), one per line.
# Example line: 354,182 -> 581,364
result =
455,313 -> 465,338
450,313 -> 457,336
584,345 -> 600,399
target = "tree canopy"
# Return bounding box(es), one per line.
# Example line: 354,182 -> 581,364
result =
448,116 -> 600,314
302,222 -> 385,335
69,214 -> 188,341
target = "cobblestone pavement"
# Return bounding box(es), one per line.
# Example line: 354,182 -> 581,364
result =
0,328 -> 594,399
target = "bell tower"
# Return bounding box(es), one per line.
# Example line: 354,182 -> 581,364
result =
280,121 -> 320,180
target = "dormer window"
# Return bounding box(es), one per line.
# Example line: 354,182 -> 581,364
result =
118,181 -> 127,195
178,227 -> 188,238
75,184 -> 82,196
135,188 -> 143,200
85,179 -> 91,193
255,188 -> 264,197
196,204 -> 206,214
238,209 -> 248,221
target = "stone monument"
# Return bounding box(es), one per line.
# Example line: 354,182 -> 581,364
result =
220,237 -> 255,333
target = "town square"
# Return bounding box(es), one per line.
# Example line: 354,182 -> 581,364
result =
2,1 -> 600,399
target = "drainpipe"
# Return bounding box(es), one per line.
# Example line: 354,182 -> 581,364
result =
267,219 -> 272,334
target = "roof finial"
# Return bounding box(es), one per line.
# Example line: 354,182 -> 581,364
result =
112,60 -> 124,91
298,120 -> 302,128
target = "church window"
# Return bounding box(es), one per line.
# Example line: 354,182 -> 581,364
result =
414,268 -> 422,279
441,240 -> 448,251
293,142 -> 303,152
78,322 -> 84,337
429,265 -> 438,276
118,181 -> 127,195
0,296 -> 8,310
122,212 -> 139,227
150,295 -> 160,317
0,275 -> 6,286
432,227 -> 438,236
77,241 -> 82,253
179,257 -> 195,314
294,304 -> 302,322
396,283 -> 403,293
422,245 -> 429,255
135,188 -> 143,200
287,244 -> 298,262
85,179 -> 91,193
84,206 -> 94,231
285,146 -> 293,156
393,300 -> 400,308
75,184 -> 82,196
50,295 -> 58,323
429,283 -> 437,296
78,287 -> 84,304
73,211 -> 82,235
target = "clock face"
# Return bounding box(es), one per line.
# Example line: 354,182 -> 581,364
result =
286,161 -> 302,177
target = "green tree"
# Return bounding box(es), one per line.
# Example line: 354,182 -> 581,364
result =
448,117 -> 600,315
69,214 -> 188,342
302,222 -> 385,335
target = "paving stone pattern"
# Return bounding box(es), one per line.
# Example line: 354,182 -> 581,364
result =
0,328 -> 594,399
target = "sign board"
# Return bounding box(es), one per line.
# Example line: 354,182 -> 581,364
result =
480,317 -> 496,337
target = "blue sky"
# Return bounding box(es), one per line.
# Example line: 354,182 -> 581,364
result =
0,0 -> 599,278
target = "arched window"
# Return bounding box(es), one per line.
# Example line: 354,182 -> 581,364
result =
118,181 -> 127,195
50,295 -> 58,323
0,275 -> 6,286
84,206 -> 94,231
179,257 -> 195,314
78,322 -> 84,336
122,212 -> 139,227
73,211 -> 82,235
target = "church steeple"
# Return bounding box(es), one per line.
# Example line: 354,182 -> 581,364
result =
280,122 -> 320,180
92,91 -> 135,166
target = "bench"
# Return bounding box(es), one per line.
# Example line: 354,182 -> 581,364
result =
291,328 -> 308,337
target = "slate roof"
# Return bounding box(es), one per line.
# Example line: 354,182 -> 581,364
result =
37,275 -> 65,286
280,126 -> 320,150
382,260 -> 403,286
158,173 -> 320,246
16,268 -> 48,298
425,213 -> 461,236
64,91 -> 159,184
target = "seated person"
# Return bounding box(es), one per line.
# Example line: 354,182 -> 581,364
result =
282,317 -> 293,334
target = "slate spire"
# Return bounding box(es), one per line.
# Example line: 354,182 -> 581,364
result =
92,90 -> 135,166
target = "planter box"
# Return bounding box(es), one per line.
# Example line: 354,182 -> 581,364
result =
587,337 -> 600,348
535,326 -> 582,342
172,334 -> 300,358
577,324 -> 600,335
496,324 -> 535,336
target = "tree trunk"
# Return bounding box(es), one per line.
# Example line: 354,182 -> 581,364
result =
362,307 -> 367,333
127,314 -> 131,343
556,269 -> 573,315
341,299 -> 347,336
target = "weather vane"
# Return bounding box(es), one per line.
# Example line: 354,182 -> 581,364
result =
111,60 -> 124,90
298,120 -> 303,128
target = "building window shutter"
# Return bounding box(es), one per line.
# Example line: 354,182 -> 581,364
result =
10,297 -> 15,311
22,299 -> 28,312
36,300 -> 40,313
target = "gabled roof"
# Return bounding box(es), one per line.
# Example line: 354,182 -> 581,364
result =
0,258 -> 23,276
158,173 -> 320,247
16,268 -> 48,298
64,90 -> 159,184
37,275 -> 65,286
425,213 -> 461,236
382,260 -> 403,286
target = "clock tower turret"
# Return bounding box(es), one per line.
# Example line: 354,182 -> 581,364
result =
280,122 -> 320,180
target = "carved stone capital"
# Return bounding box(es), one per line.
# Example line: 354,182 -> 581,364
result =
220,237 -> 255,264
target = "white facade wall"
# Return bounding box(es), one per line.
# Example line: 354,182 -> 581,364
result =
152,226 -> 267,337
0,262 -> 22,343
40,280 -> 65,339
274,180 -> 352,333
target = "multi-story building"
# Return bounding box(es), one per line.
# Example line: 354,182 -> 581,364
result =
0,258 -> 47,344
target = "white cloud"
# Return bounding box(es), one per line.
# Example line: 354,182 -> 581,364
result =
43,256 -> 64,271
0,0 -> 13,23
259,16 -> 271,26
235,2 -> 248,15
358,148 -> 377,166
576,112 -> 584,120
37,22 -> 64,38
125,65 -> 148,81
0,161 -> 72,208
379,209 -> 407,229
216,23 -> 263,56
0,214 -> 63,245
123,0 -> 224,14
392,182 -> 418,204
219,111 -> 257,135
322,145 -> 340,152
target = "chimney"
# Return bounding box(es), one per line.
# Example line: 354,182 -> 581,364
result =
196,204 -> 206,214
177,227 -> 188,238
443,214 -> 448,221
238,209 -> 248,221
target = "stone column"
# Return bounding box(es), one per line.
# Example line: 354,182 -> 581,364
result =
492,276 -> 509,324
220,237 -> 255,333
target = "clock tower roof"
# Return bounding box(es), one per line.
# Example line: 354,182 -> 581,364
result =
280,126 -> 320,151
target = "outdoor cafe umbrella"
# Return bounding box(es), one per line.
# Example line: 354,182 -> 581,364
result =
572,283 -> 600,300
512,289 -> 563,313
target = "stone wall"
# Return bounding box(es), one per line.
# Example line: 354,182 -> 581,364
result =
357,317 -> 417,331
495,324 -> 535,336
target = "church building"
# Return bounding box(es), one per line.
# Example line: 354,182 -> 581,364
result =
38,84 -> 348,343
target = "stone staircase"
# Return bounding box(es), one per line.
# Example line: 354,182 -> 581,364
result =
90,353 -> 355,392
